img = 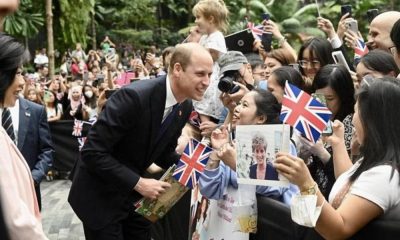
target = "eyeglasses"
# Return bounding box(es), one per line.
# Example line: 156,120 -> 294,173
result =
298,60 -> 321,68
389,46 -> 397,56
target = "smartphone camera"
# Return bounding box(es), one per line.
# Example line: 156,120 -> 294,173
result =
322,120 -> 333,136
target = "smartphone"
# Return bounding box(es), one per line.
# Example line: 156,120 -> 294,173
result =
332,51 -> 351,72
261,32 -> 273,52
322,120 -> 333,136
345,19 -> 358,34
105,89 -> 117,99
367,9 -> 379,23
261,13 -> 270,21
341,5 -> 352,18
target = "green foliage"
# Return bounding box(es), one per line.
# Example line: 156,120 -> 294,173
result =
4,0 -> 44,39
58,0 -> 95,48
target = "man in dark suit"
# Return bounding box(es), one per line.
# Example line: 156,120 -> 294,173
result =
9,95 -> 54,210
68,42 -> 213,240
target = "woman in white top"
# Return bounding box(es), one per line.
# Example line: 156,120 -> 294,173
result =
274,77 -> 400,239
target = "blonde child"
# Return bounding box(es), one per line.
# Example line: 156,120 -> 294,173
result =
192,0 -> 229,137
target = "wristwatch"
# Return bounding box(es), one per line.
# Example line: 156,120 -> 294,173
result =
300,182 -> 318,195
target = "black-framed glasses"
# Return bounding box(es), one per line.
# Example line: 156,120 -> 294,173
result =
298,59 -> 321,68
389,46 -> 397,56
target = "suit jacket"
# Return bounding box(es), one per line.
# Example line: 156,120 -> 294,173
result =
68,76 -> 192,229
249,162 -> 279,181
17,98 -> 54,184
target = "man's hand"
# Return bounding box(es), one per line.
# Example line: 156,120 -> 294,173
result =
134,177 -> 171,200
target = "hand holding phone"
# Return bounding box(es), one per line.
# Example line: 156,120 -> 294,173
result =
345,19 -> 358,34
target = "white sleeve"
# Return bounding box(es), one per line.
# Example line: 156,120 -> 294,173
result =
350,165 -> 400,212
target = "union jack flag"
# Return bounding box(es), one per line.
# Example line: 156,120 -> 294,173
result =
172,138 -> 212,188
247,22 -> 264,40
72,119 -> 83,137
354,38 -> 369,61
280,82 -> 332,143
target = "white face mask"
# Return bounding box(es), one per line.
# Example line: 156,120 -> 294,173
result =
85,91 -> 93,98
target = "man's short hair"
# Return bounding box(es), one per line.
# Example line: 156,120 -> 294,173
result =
168,44 -> 194,73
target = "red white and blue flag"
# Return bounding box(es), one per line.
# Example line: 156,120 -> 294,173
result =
72,119 -> 83,137
354,39 -> 369,60
173,138 -> 212,188
247,22 -> 264,40
280,82 -> 332,143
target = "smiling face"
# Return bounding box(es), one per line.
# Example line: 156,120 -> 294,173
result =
301,48 -> 321,79
194,12 -> 214,34
253,144 -> 266,165
3,69 -> 24,107
171,49 -> 213,102
232,91 -> 264,127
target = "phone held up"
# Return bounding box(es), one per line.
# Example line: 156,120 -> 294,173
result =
341,5 -> 352,18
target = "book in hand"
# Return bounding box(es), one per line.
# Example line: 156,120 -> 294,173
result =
134,165 -> 189,222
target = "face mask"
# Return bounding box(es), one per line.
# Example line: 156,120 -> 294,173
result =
85,91 -> 93,98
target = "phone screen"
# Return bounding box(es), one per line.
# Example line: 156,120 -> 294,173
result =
322,120 -> 333,136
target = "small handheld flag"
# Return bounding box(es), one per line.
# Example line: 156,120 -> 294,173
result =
280,82 -> 332,143
247,22 -> 264,40
72,119 -> 83,137
172,138 -> 212,188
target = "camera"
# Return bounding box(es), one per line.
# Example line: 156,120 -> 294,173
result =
218,70 -> 241,94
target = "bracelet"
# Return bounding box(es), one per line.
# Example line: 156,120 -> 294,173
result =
278,36 -> 287,47
300,182 -> 318,195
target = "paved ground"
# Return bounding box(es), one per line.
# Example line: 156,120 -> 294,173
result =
41,179 -> 85,240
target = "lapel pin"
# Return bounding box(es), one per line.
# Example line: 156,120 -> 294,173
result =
25,112 -> 31,117
179,110 -> 182,116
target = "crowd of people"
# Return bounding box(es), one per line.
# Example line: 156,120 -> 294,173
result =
1,0 -> 400,239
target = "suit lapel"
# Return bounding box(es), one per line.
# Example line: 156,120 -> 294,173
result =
18,99 -> 30,150
147,77 -> 167,160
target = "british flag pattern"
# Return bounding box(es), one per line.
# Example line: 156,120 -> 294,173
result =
280,82 -> 332,143
247,22 -> 264,40
172,138 -> 212,188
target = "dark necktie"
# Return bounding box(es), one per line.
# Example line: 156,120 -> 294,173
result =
157,104 -> 179,142
2,108 -> 16,143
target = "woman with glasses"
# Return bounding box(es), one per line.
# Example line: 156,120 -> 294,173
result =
0,33 -> 48,239
355,49 -> 400,90
275,77 -> 400,239
298,37 -> 335,93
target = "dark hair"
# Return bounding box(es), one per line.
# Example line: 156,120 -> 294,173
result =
298,37 -> 334,76
360,49 -> 400,76
312,64 -> 355,121
390,18 -> 400,54
351,77 -> 400,183
45,90 -> 60,115
245,53 -> 264,71
252,88 -> 281,124
83,85 -> 97,108
271,66 -> 306,91
0,33 -> 29,105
